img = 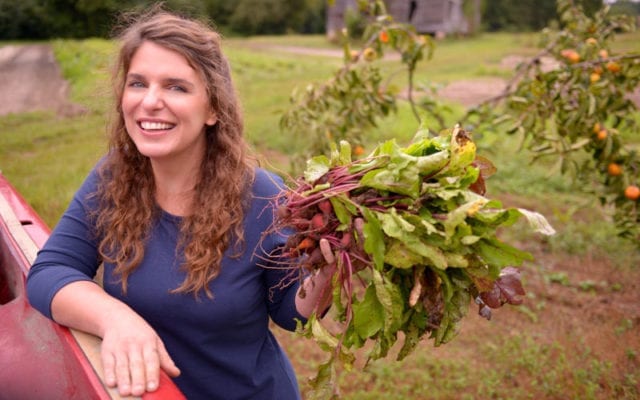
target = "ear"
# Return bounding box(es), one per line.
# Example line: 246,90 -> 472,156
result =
205,112 -> 217,126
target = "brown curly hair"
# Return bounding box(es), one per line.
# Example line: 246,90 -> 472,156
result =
94,9 -> 255,298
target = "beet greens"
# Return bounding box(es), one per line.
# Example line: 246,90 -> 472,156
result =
269,125 -> 555,399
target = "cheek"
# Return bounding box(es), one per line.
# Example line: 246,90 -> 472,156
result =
121,93 -> 135,118
120,98 -> 137,136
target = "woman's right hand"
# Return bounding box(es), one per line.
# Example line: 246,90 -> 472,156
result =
100,311 -> 181,396
49,281 -> 180,397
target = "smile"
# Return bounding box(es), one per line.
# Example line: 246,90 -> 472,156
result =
139,121 -> 176,131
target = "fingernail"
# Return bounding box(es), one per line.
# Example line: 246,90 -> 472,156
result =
147,381 -> 158,391
119,384 -> 130,395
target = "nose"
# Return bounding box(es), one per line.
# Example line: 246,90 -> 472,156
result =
141,86 -> 163,110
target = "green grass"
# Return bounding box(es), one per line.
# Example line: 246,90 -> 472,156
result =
1,31 -> 640,400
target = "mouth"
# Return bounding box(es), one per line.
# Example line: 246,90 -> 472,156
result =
138,120 -> 176,132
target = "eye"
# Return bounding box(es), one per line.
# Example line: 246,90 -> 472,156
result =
126,80 -> 145,88
168,85 -> 188,93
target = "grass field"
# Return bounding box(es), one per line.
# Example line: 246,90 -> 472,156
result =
1,31 -> 639,399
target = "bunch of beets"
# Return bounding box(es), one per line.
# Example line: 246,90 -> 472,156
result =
268,125 -> 554,399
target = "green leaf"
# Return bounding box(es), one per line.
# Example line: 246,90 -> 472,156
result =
305,155 -> 331,182
310,315 -> 340,352
362,207 -> 385,270
372,269 -> 405,332
352,284 -> 384,339
306,359 -> 337,400
408,235 -> 448,269
416,150 -> 450,176
404,131 -> 445,156
329,195 -> 354,227
474,237 -> 533,268
383,239 -> 424,269
360,139 -> 444,198
461,235 -> 481,245
334,140 -> 353,166
377,208 -> 415,238
443,197 -> 489,239
471,207 -> 520,228
444,252 -> 469,268
397,311 -> 427,361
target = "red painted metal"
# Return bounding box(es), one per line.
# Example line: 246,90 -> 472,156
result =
0,173 -> 185,400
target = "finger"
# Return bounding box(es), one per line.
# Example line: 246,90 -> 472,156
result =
101,352 -> 117,388
114,352 -> 132,396
157,340 -> 181,377
128,348 -> 147,396
142,345 -> 160,392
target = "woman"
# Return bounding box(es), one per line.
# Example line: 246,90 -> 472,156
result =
26,10 -> 330,400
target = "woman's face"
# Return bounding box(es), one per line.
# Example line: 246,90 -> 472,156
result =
121,41 -> 217,164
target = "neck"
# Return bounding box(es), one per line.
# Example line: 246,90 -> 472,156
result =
151,156 -> 202,217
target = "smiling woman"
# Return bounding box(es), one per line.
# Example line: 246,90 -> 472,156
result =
25,8 -> 332,400
121,41 -> 217,210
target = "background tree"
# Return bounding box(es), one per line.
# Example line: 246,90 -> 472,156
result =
465,0 -> 640,241
482,0 -> 603,31
283,0 -> 640,243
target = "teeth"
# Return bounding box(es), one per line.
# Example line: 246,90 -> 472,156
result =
140,121 -> 174,130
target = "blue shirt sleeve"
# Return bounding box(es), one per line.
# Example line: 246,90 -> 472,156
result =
249,168 -> 307,332
26,167 -> 102,319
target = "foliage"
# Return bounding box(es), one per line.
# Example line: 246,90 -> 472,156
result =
280,0 -> 443,170
481,0 -> 602,32
610,0 -> 640,17
0,0 -> 50,39
273,127 -> 554,399
0,0 -> 325,39
463,0 -> 640,242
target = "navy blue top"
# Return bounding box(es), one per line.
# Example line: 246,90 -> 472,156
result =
26,165 -> 305,400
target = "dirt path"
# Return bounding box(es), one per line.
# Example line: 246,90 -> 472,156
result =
0,44 -> 83,117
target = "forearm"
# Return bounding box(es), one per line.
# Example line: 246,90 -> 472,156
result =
50,280 -> 136,338
295,267 -> 334,318
50,280 -> 180,396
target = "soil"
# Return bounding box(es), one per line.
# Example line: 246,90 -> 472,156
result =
2,43 -> 639,398
0,44 -> 85,117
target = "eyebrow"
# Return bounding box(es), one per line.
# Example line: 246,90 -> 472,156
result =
126,73 -> 196,90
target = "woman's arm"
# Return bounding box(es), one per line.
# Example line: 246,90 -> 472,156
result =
50,281 -> 180,397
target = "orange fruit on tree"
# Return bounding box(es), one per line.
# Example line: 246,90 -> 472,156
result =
560,49 -> 580,63
598,49 -> 609,59
606,61 -> 621,73
590,72 -> 601,83
624,185 -> 640,201
593,122 -> 601,134
379,30 -> 389,43
586,37 -> 598,46
597,129 -> 608,140
607,163 -> 622,176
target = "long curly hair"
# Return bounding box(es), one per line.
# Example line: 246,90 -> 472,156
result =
94,10 -> 255,298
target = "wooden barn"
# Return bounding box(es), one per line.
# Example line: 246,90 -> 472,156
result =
327,0 -> 478,40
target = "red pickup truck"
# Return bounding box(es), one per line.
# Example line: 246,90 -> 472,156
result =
0,173 -> 185,400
